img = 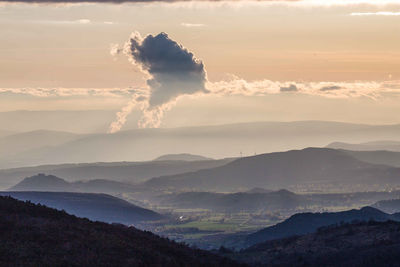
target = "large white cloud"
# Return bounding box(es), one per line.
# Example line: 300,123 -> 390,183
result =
109,31 -> 208,131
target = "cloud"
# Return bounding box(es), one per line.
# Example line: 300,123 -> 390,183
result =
320,85 -> 342,91
351,12 -> 400,16
106,31 -> 400,132
19,19 -> 117,25
280,84 -> 298,92
2,80 -> 400,133
0,87 -> 132,98
127,32 -> 208,107
109,31 -> 208,131
4,30 -> 399,132
181,23 -> 206,27
110,43 -> 122,57
3,0 -> 400,6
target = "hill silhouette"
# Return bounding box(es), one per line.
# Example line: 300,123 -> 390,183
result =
327,140 -> 400,152
8,173 -> 139,194
153,153 -> 213,161
245,206 -> 400,247
0,191 -> 163,225
0,196 -> 239,266
230,220 -> 400,266
144,148 -> 400,192
0,159 -> 233,189
2,120 -> 400,168
373,199 -> 400,214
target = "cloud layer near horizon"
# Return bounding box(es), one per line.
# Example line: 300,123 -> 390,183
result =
2,78 -> 400,131
2,0 -> 400,5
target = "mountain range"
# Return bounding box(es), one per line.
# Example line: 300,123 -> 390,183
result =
153,153 -> 213,161
327,140 -> 400,152
144,148 -> 400,192
0,158 -> 233,189
8,147 -> 400,194
8,174 -> 137,194
2,120 -> 400,168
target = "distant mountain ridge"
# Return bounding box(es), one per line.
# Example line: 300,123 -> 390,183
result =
153,153 -> 214,162
144,148 -> 400,192
339,149 -> 400,167
8,174 -> 137,194
0,158 -> 233,189
2,120 -> 400,168
327,140 -> 400,152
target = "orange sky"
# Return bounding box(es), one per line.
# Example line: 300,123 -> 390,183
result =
0,1 -> 399,128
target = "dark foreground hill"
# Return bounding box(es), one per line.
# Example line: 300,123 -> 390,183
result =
228,221 -> 400,267
0,191 -> 163,225
0,196 -> 240,267
245,207 -> 400,247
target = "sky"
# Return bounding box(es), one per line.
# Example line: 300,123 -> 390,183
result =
1,0 -> 400,131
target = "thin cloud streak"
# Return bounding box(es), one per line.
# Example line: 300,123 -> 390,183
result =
181,23 -> 205,27
351,12 -> 400,16
1,0 -> 400,6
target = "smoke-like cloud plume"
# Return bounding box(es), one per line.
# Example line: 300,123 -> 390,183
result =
106,31 -> 400,132
109,31 -> 208,131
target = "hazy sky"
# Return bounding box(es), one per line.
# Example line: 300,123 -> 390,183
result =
1,0 -> 400,130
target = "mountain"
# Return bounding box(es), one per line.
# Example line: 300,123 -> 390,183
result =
0,191 -> 163,225
0,159 -> 233,189
154,153 -> 214,161
10,174 -> 73,191
327,140 -> 400,152
245,206 -> 399,247
0,130 -> 79,157
8,174 -> 137,194
0,130 -> 81,168
373,199 -> 400,214
339,149 -> 400,167
0,196 -> 238,266
2,120 -> 400,168
0,129 -> 15,138
230,221 -> 400,266
144,148 -> 400,192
